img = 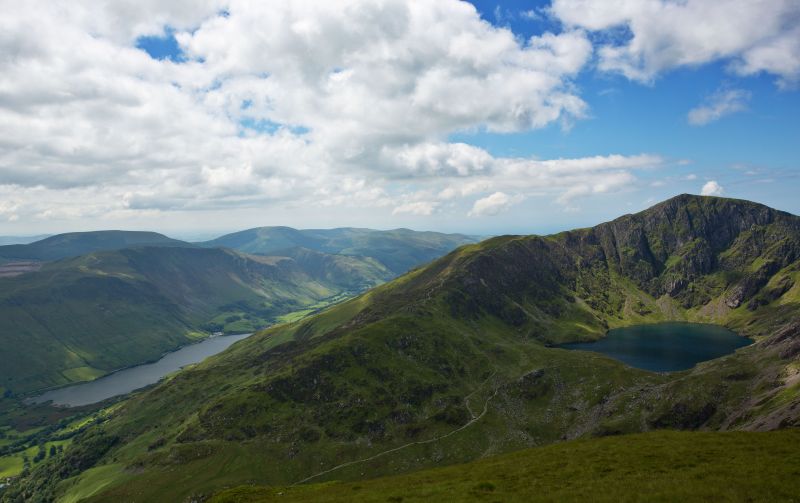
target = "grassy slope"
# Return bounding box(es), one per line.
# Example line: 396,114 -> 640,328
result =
0,246 -> 392,394
9,195 -> 800,502
210,429 -> 800,503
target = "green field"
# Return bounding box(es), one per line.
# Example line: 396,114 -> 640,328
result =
0,439 -> 71,478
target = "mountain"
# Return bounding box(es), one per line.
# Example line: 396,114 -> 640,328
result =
0,246 -> 391,394
7,195 -> 800,502
199,227 -> 479,274
0,231 -> 191,262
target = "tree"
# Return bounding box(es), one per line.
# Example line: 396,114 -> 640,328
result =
33,444 -> 46,463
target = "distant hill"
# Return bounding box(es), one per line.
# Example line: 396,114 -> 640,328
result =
28,194 -> 800,502
199,227 -> 479,274
0,230 -> 191,262
0,235 -> 50,246
0,246 -> 391,393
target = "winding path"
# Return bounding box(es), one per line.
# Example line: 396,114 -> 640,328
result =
293,373 -> 499,486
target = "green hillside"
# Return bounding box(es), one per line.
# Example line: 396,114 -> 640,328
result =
0,231 -> 191,262
211,429 -> 800,502
6,195 -> 800,502
0,246 -> 392,394
200,227 -> 479,274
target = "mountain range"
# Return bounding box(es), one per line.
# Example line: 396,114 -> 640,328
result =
6,194 -> 798,502
198,226 -> 479,275
0,228 -> 476,394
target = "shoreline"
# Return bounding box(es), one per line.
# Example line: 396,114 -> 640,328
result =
25,332 -> 254,406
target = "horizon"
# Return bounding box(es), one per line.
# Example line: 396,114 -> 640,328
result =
2,192 -> 796,243
1,1 -> 798,236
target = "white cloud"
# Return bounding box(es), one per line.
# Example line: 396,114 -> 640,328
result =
0,200 -> 20,222
468,192 -> 521,217
688,88 -> 750,126
520,10 -> 542,21
383,143 -> 494,178
701,180 -> 724,196
0,0 -> 602,227
551,0 -> 800,85
392,201 -> 438,216
383,148 -> 662,211
0,1 -> 684,230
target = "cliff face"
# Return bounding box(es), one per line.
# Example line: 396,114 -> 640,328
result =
438,195 -> 800,338
587,194 -> 799,303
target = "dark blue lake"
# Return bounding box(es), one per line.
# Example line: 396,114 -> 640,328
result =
560,322 -> 751,372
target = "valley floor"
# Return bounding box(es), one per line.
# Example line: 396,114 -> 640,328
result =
210,429 -> 800,503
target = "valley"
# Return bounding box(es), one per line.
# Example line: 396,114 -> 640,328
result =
0,227 -> 476,498
0,228 -> 474,395
3,194 -> 797,502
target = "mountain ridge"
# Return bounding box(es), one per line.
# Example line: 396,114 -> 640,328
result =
199,226 -> 479,275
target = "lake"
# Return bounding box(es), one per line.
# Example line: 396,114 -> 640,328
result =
559,322 -> 751,372
29,333 -> 253,407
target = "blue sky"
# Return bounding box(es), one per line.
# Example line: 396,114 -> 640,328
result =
1,1 -> 798,237
459,0 -> 800,231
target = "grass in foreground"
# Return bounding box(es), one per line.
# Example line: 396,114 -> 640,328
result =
211,429 -> 800,503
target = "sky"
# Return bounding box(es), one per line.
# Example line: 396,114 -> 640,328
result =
0,0 -> 798,239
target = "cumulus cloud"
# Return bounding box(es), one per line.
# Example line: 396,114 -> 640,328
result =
688,88 -> 750,126
392,201 -> 439,216
0,0 -> 687,229
701,180 -> 724,196
0,0 -> 605,225
468,192 -> 521,217
551,0 -> 800,85
390,149 -> 662,210
383,143 -> 494,178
